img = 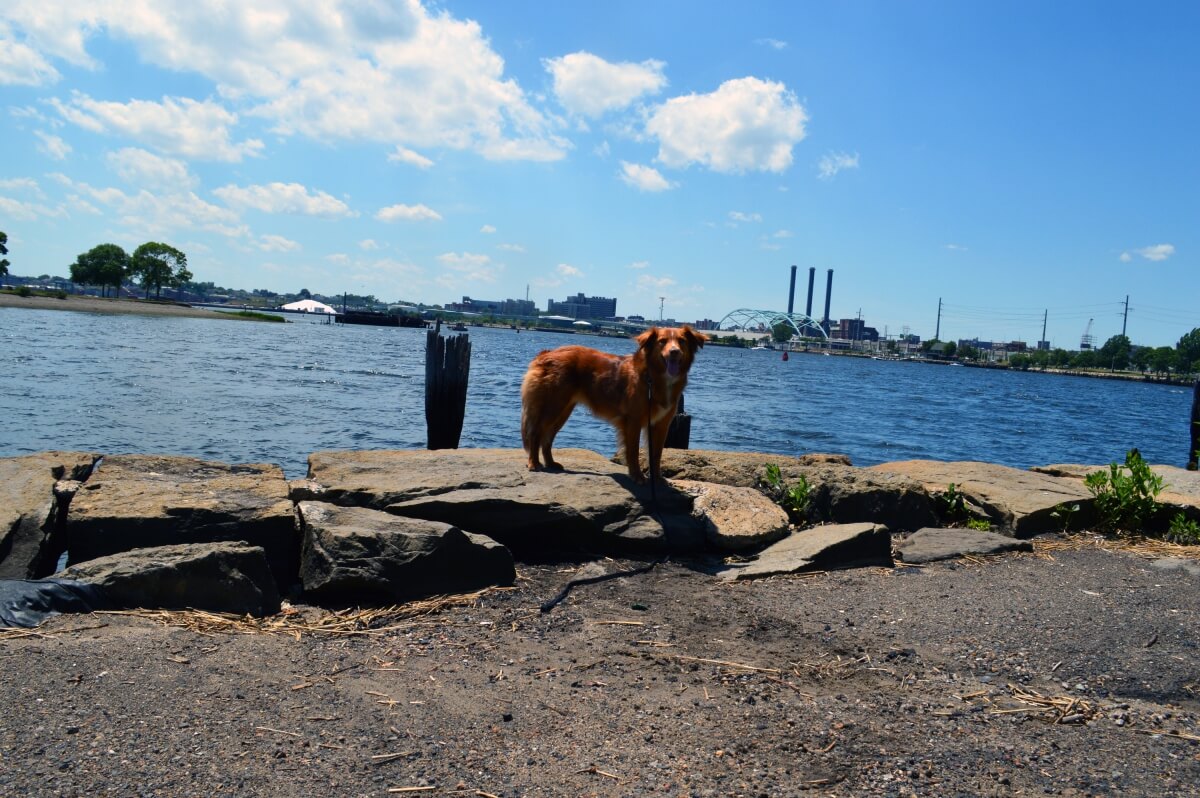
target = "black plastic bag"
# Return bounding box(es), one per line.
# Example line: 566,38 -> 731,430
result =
0,579 -> 110,628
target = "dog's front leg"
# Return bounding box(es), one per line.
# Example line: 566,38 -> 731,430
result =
622,423 -> 645,483
648,411 -> 674,483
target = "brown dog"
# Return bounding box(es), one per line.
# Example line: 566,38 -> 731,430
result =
521,325 -> 706,482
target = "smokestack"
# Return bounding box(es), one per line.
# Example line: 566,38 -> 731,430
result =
805,267 -> 815,317
787,265 -> 797,315
823,268 -> 833,327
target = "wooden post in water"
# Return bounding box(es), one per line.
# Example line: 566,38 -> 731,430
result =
1189,379 -> 1199,470
425,319 -> 472,449
665,394 -> 691,450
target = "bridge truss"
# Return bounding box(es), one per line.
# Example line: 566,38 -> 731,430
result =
718,308 -> 830,340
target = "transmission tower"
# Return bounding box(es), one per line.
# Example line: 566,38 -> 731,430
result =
1080,318 -> 1095,350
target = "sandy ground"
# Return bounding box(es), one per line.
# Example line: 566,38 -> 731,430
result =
0,293 -> 263,321
1,540 -> 1198,797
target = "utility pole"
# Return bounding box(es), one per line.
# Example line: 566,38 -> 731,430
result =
1042,309 -> 1048,348
935,298 -> 942,341
1121,295 -> 1129,337
658,296 -> 665,322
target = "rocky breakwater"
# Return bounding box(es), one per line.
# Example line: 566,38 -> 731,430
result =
5,445 -> 1190,625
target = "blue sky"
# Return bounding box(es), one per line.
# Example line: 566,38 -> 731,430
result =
1,0 -> 1196,347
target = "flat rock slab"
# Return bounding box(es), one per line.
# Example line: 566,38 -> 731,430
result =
1151,557 -> 1200,578
298,502 -> 515,605
670,479 -> 790,550
662,449 -> 937,531
721,523 -> 891,581
67,455 -> 298,588
302,448 -> 702,555
56,541 -> 280,616
896,527 -> 1034,564
0,452 -> 99,579
867,460 -> 1093,537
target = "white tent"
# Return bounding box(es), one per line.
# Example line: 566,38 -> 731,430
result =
281,299 -> 338,314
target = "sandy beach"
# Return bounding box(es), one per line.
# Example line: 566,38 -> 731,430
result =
0,292 -> 265,321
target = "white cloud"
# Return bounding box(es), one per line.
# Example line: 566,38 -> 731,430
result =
34,130 -> 71,160
326,253 -> 349,264
5,2 -> 568,162
729,210 -> 762,223
944,243 -> 968,252
388,146 -> 434,169
0,36 -> 60,85
214,182 -> 354,217
755,38 -> 788,51
107,147 -> 195,191
773,229 -> 793,239
51,93 -> 263,162
258,234 -> 301,252
619,161 -> 675,192
544,51 -> 667,117
359,238 -> 380,250
646,77 -> 807,173
0,177 -> 43,196
376,202 -> 442,222
436,251 -> 501,286
52,173 -> 246,240
556,263 -> 582,278
497,242 -> 525,253
818,150 -> 860,180
1119,252 -> 1132,263
637,274 -> 676,291
480,224 -> 496,234
0,195 -> 64,221
628,260 -> 649,269
1132,243 -> 1175,262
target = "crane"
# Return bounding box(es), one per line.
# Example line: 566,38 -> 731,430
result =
1080,318 -> 1095,350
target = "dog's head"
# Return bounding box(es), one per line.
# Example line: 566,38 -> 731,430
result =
636,325 -> 707,379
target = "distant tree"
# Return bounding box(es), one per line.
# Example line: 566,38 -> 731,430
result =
942,341 -> 957,359
956,343 -> 977,361
130,242 -> 190,299
1071,350 -> 1098,369
299,288 -> 312,299
1049,348 -> 1071,368
1009,353 -> 1031,370
1132,346 -> 1152,373
70,243 -> 129,297
771,321 -> 793,343
0,230 -> 9,285
1098,334 -> 1132,371
1030,349 -> 1050,370
1150,346 -> 1178,376
1177,328 -> 1200,372
920,339 -> 939,353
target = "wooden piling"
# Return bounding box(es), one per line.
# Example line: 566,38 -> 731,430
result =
665,395 -> 691,450
425,321 -> 471,449
1189,379 -> 1199,470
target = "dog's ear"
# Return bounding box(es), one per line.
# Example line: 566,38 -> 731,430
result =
681,325 -> 707,351
636,327 -> 659,351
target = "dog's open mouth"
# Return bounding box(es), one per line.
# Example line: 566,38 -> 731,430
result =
666,357 -> 682,377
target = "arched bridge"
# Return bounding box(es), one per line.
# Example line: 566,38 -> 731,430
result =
718,309 -> 829,339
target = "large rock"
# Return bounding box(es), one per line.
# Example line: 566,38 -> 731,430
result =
896,527 -> 1034,564
670,479 -> 790,550
721,523 -> 892,581
56,542 -> 280,616
67,455 -> 298,587
661,449 -> 937,531
867,460 -> 1094,537
302,448 -> 702,555
298,502 -> 515,605
0,452 -> 99,579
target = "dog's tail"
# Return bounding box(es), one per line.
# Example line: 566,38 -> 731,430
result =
519,370 -> 537,451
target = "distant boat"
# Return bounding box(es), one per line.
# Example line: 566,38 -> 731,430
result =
751,344 -> 770,351
451,322 -> 468,332
337,310 -> 401,327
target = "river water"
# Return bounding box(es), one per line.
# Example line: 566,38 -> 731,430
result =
1,307 -> 1191,478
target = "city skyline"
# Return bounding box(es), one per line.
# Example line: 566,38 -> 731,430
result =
1,1 -> 1196,348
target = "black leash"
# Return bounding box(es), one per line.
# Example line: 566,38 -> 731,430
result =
539,375 -> 669,614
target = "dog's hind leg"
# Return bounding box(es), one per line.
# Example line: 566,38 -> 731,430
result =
539,402 -> 576,471
621,421 -> 646,483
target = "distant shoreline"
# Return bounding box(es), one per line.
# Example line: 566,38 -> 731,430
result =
0,292 -> 264,321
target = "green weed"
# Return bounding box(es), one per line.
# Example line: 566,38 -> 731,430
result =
1166,513 -> 1200,545
760,463 -> 811,523
1084,449 -> 1164,535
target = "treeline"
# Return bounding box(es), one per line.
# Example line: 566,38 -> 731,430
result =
1008,332 -> 1199,377
68,242 -> 191,300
